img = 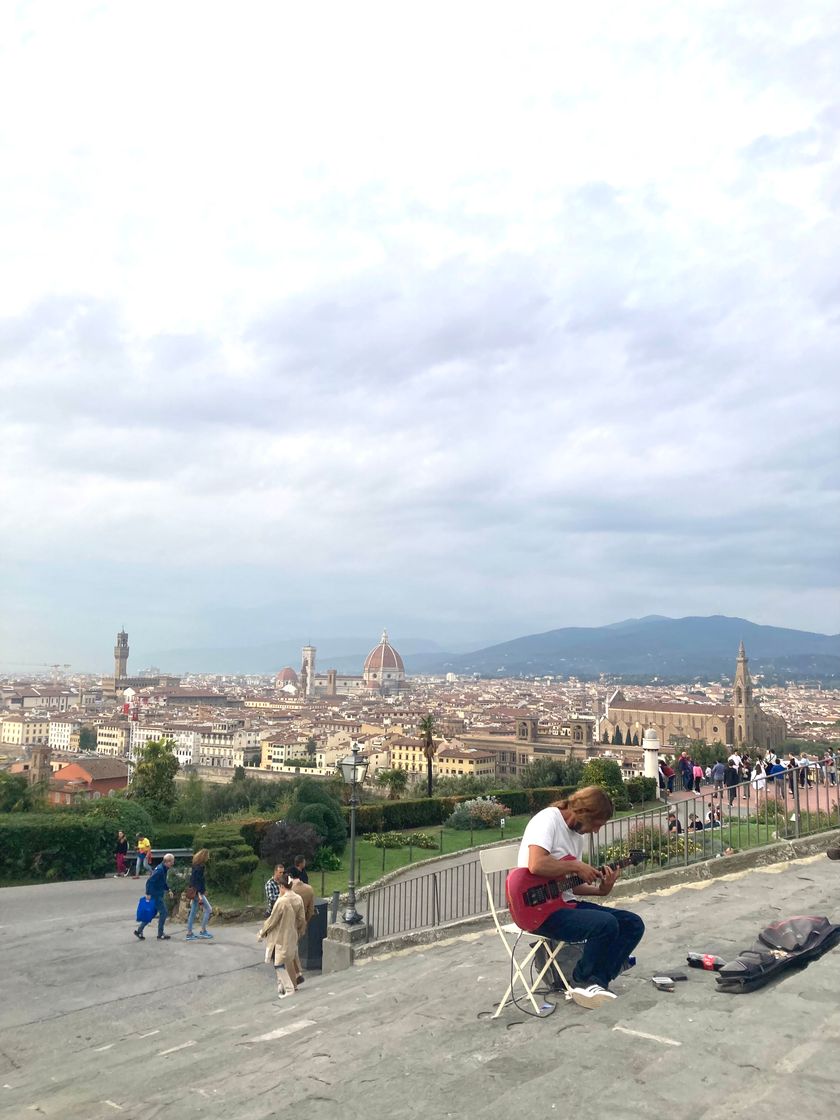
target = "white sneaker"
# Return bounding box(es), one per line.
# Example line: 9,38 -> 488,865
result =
566,984 -> 617,1009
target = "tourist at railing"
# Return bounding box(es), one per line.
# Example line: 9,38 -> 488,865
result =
678,752 -> 693,792
751,760 -> 766,796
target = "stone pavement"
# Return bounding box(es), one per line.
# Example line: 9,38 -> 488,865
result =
2,850 -> 840,1120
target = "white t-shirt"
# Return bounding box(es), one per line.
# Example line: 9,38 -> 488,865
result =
517,806 -> 584,902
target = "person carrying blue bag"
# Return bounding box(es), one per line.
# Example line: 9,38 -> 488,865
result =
134,853 -> 175,941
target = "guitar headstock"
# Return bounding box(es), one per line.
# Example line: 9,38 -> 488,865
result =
628,849 -> 646,866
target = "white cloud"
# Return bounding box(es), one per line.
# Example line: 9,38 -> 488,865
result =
1,0 -> 839,666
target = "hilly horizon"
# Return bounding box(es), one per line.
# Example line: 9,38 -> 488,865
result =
403,615 -> 840,682
134,615 -> 840,683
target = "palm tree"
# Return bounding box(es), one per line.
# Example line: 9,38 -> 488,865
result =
375,768 -> 408,800
418,714 -> 438,798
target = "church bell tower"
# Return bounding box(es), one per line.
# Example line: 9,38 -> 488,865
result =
732,640 -> 754,746
114,628 -> 129,682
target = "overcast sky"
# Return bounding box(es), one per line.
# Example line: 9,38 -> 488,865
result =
1,1 -> 839,672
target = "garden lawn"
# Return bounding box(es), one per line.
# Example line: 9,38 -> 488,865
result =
211,800 -> 669,908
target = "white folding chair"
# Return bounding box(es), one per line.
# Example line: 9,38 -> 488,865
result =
480,844 -> 572,1018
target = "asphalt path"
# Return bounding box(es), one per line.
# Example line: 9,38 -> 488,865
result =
3,850 -> 840,1118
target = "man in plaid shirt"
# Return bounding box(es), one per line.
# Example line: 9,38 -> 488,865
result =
264,863 -> 285,917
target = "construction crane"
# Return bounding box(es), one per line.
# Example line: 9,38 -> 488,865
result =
0,661 -> 72,680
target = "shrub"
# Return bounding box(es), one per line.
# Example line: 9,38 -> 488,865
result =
625,777 -> 658,804
0,814 -> 113,880
150,824 -> 200,849
259,821 -> 321,870
310,845 -> 342,871
362,830 -> 439,850
291,802 -> 347,854
286,780 -> 347,854
580,759 -> 630,810
447,797 -> 511,831
192,824 -> 258,897
238,818 -> 273,856
526,787 -> 576,813
76,797 -> 154,840
353,803 -> 385,832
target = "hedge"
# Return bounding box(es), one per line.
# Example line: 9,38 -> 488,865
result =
193,823 -> 258,896
150,824 -> 200,849
625,777 -> 658,804
0,814 -> 113,880
345,787 -> 577,833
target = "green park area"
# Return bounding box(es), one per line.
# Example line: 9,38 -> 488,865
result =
2,737 -> 838,909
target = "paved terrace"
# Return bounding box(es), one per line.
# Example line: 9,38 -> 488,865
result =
2,846 -> 840,1120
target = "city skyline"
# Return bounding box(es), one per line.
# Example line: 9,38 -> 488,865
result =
2,2 -> 838,666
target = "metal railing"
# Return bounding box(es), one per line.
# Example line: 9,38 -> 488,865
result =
358,757 -> 839,943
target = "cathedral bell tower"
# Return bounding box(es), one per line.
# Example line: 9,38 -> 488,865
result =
732,640 -> 754,746
114,628 -> 129,682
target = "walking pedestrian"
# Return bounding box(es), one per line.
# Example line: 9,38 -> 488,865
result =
134,853 -> 174,941
289,855 -> 309,885
114,830 -> 129,877
134,833 -> 152,878
711,760 -> 725,799
264,863 -> 285,918
692,762 -> 704,795
679,753 -> 693,793
724,759 -> 739,807
257,873 -> 306,998
751,760 -> 766,796
289,875 -> 316,984
185,848 -> 214,942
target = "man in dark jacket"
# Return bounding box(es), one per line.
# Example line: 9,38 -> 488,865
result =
135,853 -> 174,941
723,761 -> 740,807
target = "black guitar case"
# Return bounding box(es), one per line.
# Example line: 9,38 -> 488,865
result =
716,915 -> 840,994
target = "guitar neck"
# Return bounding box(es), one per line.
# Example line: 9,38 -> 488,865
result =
560,857 -> 628,891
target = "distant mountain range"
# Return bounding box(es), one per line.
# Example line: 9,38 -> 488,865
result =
403,615 -> 840,682
142,615 -> 840,683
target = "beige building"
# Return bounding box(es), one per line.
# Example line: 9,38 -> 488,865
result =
434,745 -> 496,781
600,644 -> 787,755
0,715 -> 51,747
458,715 -> 597,781
96,722 -> 131,758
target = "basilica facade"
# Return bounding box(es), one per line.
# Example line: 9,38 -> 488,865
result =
599,643 -> 786,754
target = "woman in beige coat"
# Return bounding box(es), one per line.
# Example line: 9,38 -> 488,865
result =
257,873 -> 306,998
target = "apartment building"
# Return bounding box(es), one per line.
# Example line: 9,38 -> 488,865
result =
129,722 -> 198,768
96,721 -> 130,758
196,721 -> 260,768
47,719 -> 81,752
0,715 -> 51,747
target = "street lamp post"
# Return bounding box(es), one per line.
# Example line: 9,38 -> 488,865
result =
339,743 -> 369,925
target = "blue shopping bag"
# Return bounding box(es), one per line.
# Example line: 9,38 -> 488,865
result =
136,896 -> 156,923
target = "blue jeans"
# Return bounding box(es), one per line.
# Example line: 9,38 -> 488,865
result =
536,901 -> 645,990
138,898 -> 167,937
187,895 -> 212,934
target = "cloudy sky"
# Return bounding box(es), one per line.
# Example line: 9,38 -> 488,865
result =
1,1 -> 838,672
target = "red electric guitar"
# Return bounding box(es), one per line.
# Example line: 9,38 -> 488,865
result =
506,850 -> 646,933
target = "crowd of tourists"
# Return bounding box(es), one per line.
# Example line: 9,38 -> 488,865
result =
660,748 -> 837,806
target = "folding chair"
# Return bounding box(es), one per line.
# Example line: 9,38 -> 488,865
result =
480,844 -> 573,1018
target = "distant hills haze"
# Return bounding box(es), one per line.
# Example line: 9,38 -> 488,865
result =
143,615 -> 840,681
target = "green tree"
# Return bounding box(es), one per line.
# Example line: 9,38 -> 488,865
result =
579,757 -> 628,809
130,738 -> 179,819
285,777 -> 346,854
519,757 -> 584,789
375,768 -> 408,800
79,726 -> 96,751
0,773 -> 36,812
418,714 -> 438,798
